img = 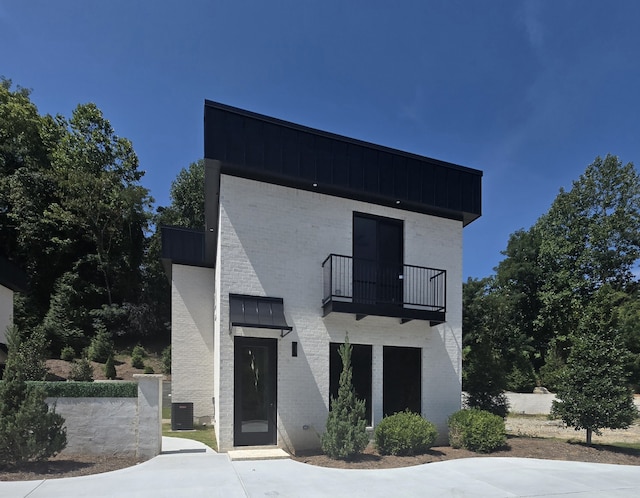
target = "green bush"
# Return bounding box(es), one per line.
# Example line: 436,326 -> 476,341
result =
87,328 -> 114,363
143,365 -> 155,374
448,409 -> 506,453
131,344 -> 147,358
131,344 -> 146,369
0,328 -> 67,467
374,411 -> 438,456
104,355 -> 117,380
69,358 -> 94,382
28,381 -> 138,398
60,346 -> 75,362
131,354 -> 144,369
162,346 -> 171,374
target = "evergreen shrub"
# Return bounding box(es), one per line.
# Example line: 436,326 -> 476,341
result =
448,409 -> 506,453
60,346 -> 75,362
69,358 -> 94,382
0,328 -> 67,468
87,328 -> 114,363
374,410 -> 437,456
162,346 -> 171,374
131,345 -> 146,369
143,365 -> 155,374
104,355 -> 117,379
321,337 -> 368,459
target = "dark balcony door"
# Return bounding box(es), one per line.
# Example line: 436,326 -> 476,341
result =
234,337 -> 277,446
353,213 -> 403,305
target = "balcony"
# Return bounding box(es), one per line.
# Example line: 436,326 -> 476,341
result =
322,254 -> 446,325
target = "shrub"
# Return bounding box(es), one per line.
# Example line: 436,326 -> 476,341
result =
374,411 -> 438,456
4,326 -> 49,381
321,336 -> 368,459
131,344 -> 147,358
448,409 -> 506,453
162,346 -> 171,374
87,327 -> 114,363
131,353 -> 144,369
69,358 -> 94,382
26,381 -> 138,398
104,355 -> 117,380
143,365 -> 155,374
60,346 -> 75,362
131,345 -> 146,369
0,327 -> 67,467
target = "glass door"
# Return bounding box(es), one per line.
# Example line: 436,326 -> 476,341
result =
234,337 -> 277,446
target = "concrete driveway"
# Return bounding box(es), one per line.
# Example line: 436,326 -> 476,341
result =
2,437 -> 640,497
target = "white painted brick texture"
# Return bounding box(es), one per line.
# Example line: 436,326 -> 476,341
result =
215,175 -> 463,451
171,264 -> 215,420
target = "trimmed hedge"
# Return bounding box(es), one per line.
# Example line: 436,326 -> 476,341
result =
26,381 -> 138,398
448,409 -> 506,453
374,411 -> 438,456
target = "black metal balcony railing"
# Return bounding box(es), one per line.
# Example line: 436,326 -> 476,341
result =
322,254 -> 446,322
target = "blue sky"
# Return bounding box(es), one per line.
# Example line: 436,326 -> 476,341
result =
2,1 -> 640,280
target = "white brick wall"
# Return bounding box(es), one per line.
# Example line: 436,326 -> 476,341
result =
214,174 -> 463,451
171,264 -> 215,421
0,284 -> 14,346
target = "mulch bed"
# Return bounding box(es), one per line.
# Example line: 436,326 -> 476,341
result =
2,436 -> 639,481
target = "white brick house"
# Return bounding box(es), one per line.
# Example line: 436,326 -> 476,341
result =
162,102 -> 482,453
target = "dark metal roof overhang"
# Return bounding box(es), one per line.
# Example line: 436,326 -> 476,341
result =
160,226 -> 213,281
229,294 -> 293,337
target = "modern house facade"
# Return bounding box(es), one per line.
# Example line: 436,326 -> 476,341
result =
163,101 -> 482,453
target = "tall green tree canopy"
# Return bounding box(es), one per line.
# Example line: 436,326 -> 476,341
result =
464,154 -> 640,395
1,79 -> 155,351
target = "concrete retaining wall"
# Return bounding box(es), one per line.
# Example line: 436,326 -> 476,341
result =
506,392 -> 557,414
46,375 -> 163,459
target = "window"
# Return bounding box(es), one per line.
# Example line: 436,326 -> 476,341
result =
329,343 -> 372,424
383,346 -> 421,416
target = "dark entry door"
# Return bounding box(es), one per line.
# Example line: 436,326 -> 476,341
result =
353,213 -> 403,305
234,337 -> 277,446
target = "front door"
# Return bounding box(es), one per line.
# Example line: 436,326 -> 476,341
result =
234,337 -> 277,446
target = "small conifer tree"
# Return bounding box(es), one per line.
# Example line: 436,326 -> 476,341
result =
0,327 -> 67,467
321,335 -> 368,459
104,354 -> 117,379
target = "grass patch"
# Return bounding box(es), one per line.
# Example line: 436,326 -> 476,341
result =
162,406 -> 171,420
162,423 -> 217,451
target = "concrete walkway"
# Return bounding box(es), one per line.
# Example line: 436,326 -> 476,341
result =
2,437 -> 640,497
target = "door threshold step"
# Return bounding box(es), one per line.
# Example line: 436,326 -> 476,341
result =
227,448 -> 290,461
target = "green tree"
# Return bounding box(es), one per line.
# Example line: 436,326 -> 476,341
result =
0,327 -> 67,467
551,287 -> 639,444
321,335 -> 368,459
2,79 -> 157,348
104,355 -> 117,380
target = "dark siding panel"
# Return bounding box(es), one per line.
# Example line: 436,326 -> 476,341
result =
205,101 -> 482,224
379,151 -> 394,196
282,128 -> 300,177
245,119 -> 264,170
226,113 -> 245,165
300,133 -> 316,182
407,159 -> 422,202
447,169 -> 462,211
348,144 -> 364,191
393,155 -> 407,200
332,141 -> 348,187
264,123 -> 283,174
363,148 -> 379,193
315,136 -> 333,184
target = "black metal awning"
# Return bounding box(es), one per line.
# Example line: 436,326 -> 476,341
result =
229,294 -> 293,337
